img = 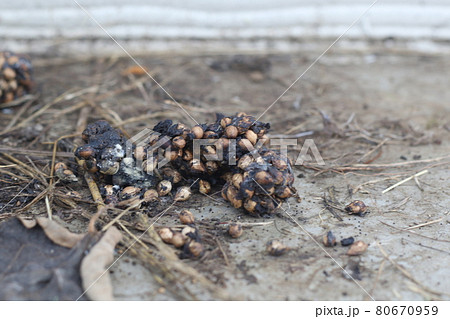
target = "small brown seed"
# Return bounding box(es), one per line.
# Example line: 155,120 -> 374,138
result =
237,154 -> 254,169
172,136 -> 186,149
182,226 -> 196,237
226,185 -> 242,208
345,200 -> 367,215
164,149 -> 179,161
245,130 -> 258,145
54,162 -> 67,171
272,159 -> 288,170
99,161 -> 120,175
254,171 -> 273,185
205,161 -> 219,174
157,180 -> 172,196
158,227 -> 173,243
121,186 -> 141,198
190,159 -> 206,173
77,146 -> 95,159
266,240 -> 288,256
238,138 -> 253,151
228,223 -> 243,238
84,159 -> 98,173
225,125 -> 238,138
161,167 -> 182,184
347,240 -> 368,256
143,189 -> 159,202
174,186 -> 192,201
323,231 -> 337,247
199,180 -> 211,194
183,149 -> 193,161
231,173 -> 244,189
202,131 -> 216,139
220,117 -> 232,128
3,67 -> 16,80
179,209 -> 195,224
188,241 -> 204,257
215,137 -> 230,150
191,126 -> 204,139
243,199 -> 257,214
276,186 -> 293,199
171,232 -> 186,248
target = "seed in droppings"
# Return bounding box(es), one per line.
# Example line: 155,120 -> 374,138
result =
199,180 -> 211,194
225,125 -> 238,138
345,200 -> 367,215
179,209 -> 195,224
244,199 -> 257,214
182,226 -> 196,237
191,125 -> 204,139
143,189 -> 159,202
245,130 -> 258,145
158,228 -> 173,243
99,161 -> 120,175
254,170 -> 273,185
172,136 -> 186,149
120,186 -> 141,199
231,173 -> 243,189
157,180 -> 172,196
174,186 -> 192,201
323,231 -> 337,247
347,240 -> 368,256
188,241 -> 204,257
228,223 -> 243,238
266,240 -> 288,256
341,237 -> 355,246
171,232 -> 186,248
77,145 -> 95,159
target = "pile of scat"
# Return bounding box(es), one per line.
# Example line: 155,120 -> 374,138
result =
74,113 -> 296,216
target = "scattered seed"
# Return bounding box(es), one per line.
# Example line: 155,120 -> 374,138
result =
347,240 -> 368,256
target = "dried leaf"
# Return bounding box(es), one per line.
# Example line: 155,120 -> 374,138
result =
80,227 -> 122,301
35,217 -> 84,248
0,218 -> 94,300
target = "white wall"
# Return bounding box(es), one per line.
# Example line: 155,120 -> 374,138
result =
1,0 -> 450,54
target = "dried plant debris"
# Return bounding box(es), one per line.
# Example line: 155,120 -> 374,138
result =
0,216 -> 122,301
74,113 -> 296,216
80,227 -> 122,301
0,51 -> 34,104
0,218 -> 92,300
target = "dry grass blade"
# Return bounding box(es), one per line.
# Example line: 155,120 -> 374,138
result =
376,242 -> 449,299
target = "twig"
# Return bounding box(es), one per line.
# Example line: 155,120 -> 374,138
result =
215,238 -> 230,267
45,195 -> 52,220
84,172 -> 105,209
382,170 -> 428,194
358,138 -> 389,163
403,218 -> 443,231
380,221 -> 450,243
102,201 -> 144,232
0,147 -> 73,158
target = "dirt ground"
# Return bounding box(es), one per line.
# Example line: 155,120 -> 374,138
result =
0,45 -> 449,300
